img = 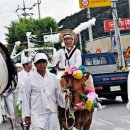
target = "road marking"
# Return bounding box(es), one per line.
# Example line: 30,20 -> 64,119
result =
98,118 -> 117,124
113,128 -> 127,130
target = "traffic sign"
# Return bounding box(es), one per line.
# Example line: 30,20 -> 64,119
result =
79,0 -> 111,8
104,18 -> 130,32
124,46 -> 130,58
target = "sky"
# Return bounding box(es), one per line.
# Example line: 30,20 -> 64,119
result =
0,0 -> 82,44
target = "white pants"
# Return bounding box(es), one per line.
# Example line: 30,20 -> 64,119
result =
32,128 -> 43,130
31,112 -> 60,130
4,93 -> 15,120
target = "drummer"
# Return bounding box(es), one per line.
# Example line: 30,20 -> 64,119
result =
52,29 -> 82,71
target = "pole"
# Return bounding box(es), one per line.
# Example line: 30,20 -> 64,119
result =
111,0 -> 125,67
128,0 -> 130,12
37,0 -> 41,20
23,0 -> 26,19
110,32 -> 113,50
87,8 -> 94,53
79,33 -> 82,52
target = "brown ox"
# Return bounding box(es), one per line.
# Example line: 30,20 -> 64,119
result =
59,72 -> 94,130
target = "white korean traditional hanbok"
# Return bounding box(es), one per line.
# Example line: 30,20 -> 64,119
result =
52,46 -> 82,69
22,70 -> 65,130
17,70 -> 31,102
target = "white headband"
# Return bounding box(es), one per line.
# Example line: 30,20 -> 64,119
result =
63,33 -> 74,40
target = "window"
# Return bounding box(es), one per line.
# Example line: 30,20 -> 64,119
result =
100,57 -> 107,64
84,56 -> 107,66
93,57 -> 100,65
85,58 -> 92,65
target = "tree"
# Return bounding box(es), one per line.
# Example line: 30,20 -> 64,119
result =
5,17 -> 58,45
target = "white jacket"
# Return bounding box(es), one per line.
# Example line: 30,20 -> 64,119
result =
52,46 -> 82,69
17,70 -> 31,101
22,70 -> 65,129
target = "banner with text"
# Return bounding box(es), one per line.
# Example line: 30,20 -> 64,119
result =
79,0 -> 111,8
104,18 -> 130,32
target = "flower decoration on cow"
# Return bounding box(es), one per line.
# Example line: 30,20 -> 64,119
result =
62,66 -> 101,111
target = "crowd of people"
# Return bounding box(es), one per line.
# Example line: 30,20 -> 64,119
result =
0,28 -> 129,130
0,29 -> 82,130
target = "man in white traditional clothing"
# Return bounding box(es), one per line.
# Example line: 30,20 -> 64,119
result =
3,89 -> 17,130
126,71 -> 130,111
15,63 -> 23,73
16,53 -> 32,130
52,29 -> 82,71
22,53 -> 66,130
1,63 -> 23,130
14,63 -> 23,104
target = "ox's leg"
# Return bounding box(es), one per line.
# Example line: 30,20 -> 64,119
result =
58,107 -> 73,130
59,119 -> 72,130
83,110 -> 94,130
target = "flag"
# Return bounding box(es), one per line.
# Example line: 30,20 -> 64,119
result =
113,34 -> 117,47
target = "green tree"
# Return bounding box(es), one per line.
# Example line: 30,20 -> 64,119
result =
5,17 -> 58,45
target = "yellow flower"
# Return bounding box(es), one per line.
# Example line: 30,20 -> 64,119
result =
72,70 -> 83,79
85,100 -> 94,111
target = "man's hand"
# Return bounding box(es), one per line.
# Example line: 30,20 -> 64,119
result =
25,116 -> 31,126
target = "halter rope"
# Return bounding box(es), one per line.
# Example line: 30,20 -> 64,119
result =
63,88 -> 75,129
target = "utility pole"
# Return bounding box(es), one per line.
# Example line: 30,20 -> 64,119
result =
87,8 -> 94,53
128,0 -> 130,12
23,0 -> 27,19
111,0 -> 125,67
37,0 -> 41,20
16,0 -> 34,19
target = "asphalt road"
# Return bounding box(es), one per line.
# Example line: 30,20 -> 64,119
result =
0,96 -> 130,130
90,97 -> 130,130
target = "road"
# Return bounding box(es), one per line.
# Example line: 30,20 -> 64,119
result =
0,96 -> 130,130
90,97 -> 130,130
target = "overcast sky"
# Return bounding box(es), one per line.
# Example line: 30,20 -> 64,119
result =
0,0 -> 82,43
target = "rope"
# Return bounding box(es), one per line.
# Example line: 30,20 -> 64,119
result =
63,89 -> 75,129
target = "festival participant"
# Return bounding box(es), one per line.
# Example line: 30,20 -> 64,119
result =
14,63 -> 23,105
22,53 -> 66,130
51,29 -> 82,71
127,71 -> 130,111
3,89 -> 17,130
1,97 -> 8,123
15,63 -> 23,73
16,55 -> 32,130
1,65 -> 22,130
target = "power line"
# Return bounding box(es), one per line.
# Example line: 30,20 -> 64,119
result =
15,0 -> 41,20
15,0 -> 35,19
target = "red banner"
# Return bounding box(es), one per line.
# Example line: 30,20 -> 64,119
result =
104,18 -> 130,32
